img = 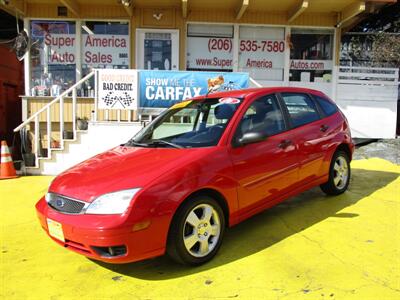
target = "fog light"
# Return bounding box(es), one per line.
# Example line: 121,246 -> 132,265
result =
91,245 -> 127,257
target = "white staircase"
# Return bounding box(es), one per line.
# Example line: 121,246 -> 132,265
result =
25,122 -> 143,175
14,70 -> 143,175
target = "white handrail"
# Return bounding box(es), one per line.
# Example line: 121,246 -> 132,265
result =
249,77 -> 263,88
13,71 -> 95,132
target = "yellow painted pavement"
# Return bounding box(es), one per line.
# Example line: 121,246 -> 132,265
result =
1,158 -> 399,299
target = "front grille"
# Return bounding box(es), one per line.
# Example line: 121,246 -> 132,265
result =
47,193 -> 87,214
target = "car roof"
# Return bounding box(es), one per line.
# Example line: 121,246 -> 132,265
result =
190,86 -> 327,102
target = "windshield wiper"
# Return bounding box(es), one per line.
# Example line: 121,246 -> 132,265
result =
124,140 -> 149,147
147,140 -> 184,149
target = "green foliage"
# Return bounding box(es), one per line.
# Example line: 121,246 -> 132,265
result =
372,33 -> 400,67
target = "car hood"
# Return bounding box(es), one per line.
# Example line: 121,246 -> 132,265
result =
49,146 -> 216,202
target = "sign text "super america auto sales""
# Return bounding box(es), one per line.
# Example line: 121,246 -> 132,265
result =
44,33 -> 129,65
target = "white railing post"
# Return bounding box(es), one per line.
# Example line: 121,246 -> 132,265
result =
117,110 -> 121,122
59,96 -> 64,147
105,110 -> 109,121
332,66 -> 338,103
94,70 -> 98,122
34,115 -> 39,165
46,107 -> 51,156
72,88 -> 77,137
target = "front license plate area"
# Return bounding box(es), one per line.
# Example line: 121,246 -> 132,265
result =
47,218 -> 65,242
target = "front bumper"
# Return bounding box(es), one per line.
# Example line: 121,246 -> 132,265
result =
35,197 -> 165,264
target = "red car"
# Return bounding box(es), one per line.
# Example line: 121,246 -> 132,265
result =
36,87 -> 354,265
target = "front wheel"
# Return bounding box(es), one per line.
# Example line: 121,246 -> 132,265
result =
167,195 -> 225,265
320,150 -> 351,195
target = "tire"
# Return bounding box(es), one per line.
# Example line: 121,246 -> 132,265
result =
320,150 -> 351,195
167,195 -> 226,265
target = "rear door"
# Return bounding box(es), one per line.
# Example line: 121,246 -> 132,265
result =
278,92 -> 331,183
228,93 -> 299,212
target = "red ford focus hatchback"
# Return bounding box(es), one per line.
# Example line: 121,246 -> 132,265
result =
36,87 -> 354,265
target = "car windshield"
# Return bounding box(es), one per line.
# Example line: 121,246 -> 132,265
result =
127,97 -> 242,148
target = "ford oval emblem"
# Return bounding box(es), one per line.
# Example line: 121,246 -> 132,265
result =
56,199 -> 65,208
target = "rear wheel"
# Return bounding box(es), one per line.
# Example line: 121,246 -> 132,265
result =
320,150 -> 351,195
167,195 -> 225,265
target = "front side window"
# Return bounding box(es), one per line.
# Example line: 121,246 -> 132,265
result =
30,20 -> 76,96
281,93 -> 320,127
236,94 -> 285,138
130,98 -> 242,148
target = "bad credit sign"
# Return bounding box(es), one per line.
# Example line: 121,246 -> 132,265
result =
98,69 -> 138,110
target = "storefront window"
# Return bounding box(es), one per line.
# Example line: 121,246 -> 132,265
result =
289,28 -> 334,82
81,21 -> 129,96
238,26 -> 285,81
186,24 -> 234,72
30,21 -> 76,96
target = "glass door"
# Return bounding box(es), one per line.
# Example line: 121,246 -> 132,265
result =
136,29 -> 179,70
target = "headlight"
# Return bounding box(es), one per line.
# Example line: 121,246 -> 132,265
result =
45,193 -> 51,202
85,188 -> 141,215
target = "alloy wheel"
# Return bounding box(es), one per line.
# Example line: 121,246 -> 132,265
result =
333,156 -> 349,189
182,203 -> 221,258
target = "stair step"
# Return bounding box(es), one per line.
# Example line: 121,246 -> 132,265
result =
27,129 -> 87,174
38,156 -> 52,160
25,165 -> 40,169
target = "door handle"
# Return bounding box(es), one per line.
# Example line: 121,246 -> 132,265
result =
278,139 -> 292,149
320,125 -> 329,132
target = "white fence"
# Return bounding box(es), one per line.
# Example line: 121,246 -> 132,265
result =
335,66 -> 399,139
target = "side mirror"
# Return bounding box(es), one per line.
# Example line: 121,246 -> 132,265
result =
234,132 -> 267,147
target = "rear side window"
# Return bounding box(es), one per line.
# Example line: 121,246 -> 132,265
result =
281,93 -> 320,127
314,95 -> 338,116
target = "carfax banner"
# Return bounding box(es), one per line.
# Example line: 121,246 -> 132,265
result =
139,70 -> 249,108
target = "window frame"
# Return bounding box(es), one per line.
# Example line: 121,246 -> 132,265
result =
24,17 -> 131,96
29,20 -> 78,95
288,28 -> 335,83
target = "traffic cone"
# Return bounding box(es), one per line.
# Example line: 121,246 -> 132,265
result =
0,140 -> 18,179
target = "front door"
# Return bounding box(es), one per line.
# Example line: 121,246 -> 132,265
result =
228,93 -> 299,214
136,29 -> 179,70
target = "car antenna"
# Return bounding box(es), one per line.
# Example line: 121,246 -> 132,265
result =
205,87 -> 213,99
